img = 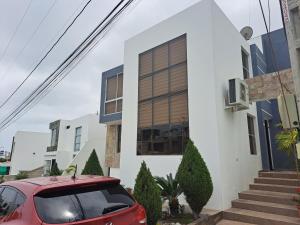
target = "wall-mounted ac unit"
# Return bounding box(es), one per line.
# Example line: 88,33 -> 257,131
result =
225,78 -> 249,111
277,94 -> 299,129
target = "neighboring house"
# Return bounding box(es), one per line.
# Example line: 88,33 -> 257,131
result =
100,0 -> 262,210
250,28 -> 294,170
44,113 -> 107,175
0,148 -> 10,160
10,131 -> 50,175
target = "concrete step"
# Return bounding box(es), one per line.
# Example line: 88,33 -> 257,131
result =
259,171 -> 299,179
239,190 -> 297,205
223,208 -> 300,225
232,199 -> 299,217
217,219 -> 257,225
254,177 -> 300,186
250,183 -> 298,194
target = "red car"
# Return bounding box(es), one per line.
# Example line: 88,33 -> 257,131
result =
0,176 -> 147,224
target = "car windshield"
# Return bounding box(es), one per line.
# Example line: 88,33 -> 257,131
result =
34,183 -> 135,224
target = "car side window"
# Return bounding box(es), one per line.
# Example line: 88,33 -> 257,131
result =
0,187 -> 17,216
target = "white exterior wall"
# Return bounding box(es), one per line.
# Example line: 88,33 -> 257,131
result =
45,114 -> 107,173
120,0 -> 261,210
10,131 -> 50,175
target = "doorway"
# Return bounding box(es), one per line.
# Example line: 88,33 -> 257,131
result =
264,120 -> 274,170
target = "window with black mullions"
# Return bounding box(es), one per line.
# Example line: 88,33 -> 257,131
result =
242,48 -> 250,79
247,115 -> 257,155
137,34 -> 189,155
105,73 -> 123,115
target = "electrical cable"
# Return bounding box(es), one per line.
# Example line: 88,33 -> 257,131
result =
0,0 -> 136,131
0,0 -> 33,71
0,0 -> 92,110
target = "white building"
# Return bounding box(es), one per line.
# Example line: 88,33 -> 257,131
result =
10,131 -> 50,175
44,113 -> 107,175
100,0 -> 262,211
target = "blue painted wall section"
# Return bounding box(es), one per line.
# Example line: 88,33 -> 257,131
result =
250,28 -> 294,170
99,65 -> 123,124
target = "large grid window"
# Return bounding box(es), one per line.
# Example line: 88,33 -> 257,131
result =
242,48 -> 250,79
137,34 -> 189,155
105,73 -> 123,115
74,127 -> 82,152
247,115 -> 257,155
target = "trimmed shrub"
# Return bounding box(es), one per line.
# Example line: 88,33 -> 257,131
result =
15,171 -> 28,180
50,162 -> 62,176
176,140 -> 213,218
81,149 -> 104,176
134,161 -> 162,225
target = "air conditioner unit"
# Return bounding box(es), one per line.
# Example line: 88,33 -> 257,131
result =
277,94 -> 299,129
226,78 -> 249,111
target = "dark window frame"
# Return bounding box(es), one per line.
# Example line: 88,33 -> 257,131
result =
247,114 -> 257,155
241,48 -> 250,79
117,125 -> 122,153
137,34 -> 189,155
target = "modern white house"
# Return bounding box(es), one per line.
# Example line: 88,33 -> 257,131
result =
44,113 -> 108,175
100,0 -> 262,211
10,131 -> 50,175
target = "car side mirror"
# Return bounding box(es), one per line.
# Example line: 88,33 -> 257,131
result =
0,201 -> 9,216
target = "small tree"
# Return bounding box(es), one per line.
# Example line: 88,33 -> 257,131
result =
81,149 -> 104,175
134,161 -> 161,225
176,140 -> 213,218
50,162 -> 62,176
15,171 -> 28,180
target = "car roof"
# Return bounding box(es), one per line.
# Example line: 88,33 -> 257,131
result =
2,176 -> 120,196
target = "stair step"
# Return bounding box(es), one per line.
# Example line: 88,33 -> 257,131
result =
259,171 -> 299,179
239,190 -> 297,205
217,219 -> 257,225
223,208 -> 300,225
250,183 -> 298,194
255,177 -> 300,186
232,199 -> 298,217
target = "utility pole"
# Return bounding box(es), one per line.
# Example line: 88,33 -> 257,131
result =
280,0 -> 300,114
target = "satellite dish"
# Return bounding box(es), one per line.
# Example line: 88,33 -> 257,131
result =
240,26 -> 253,40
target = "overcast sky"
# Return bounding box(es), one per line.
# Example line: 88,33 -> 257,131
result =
0,0 -> 282,151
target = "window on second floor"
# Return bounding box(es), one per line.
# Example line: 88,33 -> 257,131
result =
105,73 -> 123,115
247,115 -> 257,155
74,127 -> 82,152
242,48 -> 250,79
50,128 -> 58,147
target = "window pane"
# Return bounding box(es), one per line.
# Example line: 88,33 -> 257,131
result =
153,69 -> 168,97
139,76 -> 152,100
34,195 -> 83,223
117,74 -> 123,98
106,76 -> 117,100
242,50 -> 249,79
170,93 -> 188,124
153,98 -> 169,125
140,51 -> 152,76
247,115 -> 257,155
169,36 -> 187,65
116,99 -> 122,112
153,44 -> 168,71
170,64 -> 187,92
105,101 -> 116,114
0,188 -> 17,216
152,126 -> 169,154
138,101 -> 152,128
75,127 -> 81,135
170,126 -> 183,154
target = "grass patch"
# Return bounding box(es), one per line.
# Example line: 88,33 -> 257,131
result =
160,214 -> 194,224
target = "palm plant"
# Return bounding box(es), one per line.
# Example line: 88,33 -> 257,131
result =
155,173 -> 182,216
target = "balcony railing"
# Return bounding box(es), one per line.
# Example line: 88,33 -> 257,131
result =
46,146 -> 57,152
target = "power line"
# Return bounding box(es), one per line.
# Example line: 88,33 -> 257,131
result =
0,0 -> 57,81
0,0 -> 92,110
258,0 -> 292,128
0,0 -> 33,69
0,0 -> 136,131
